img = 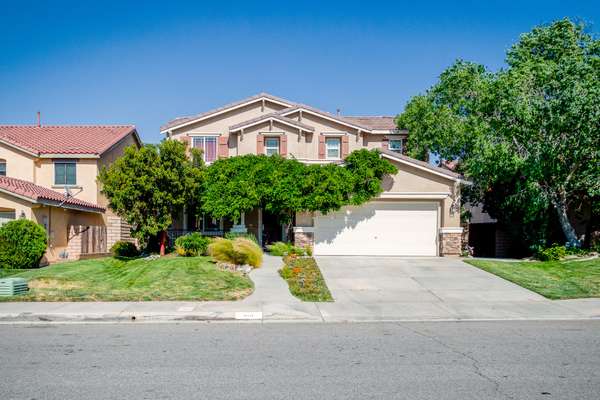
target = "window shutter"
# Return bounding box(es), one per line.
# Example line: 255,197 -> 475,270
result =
318,135 -> 326,159
218,135 -> 229,158
341,135 -> 349,158
280,135 -> 288,157
257,134 -> 264,154
381,137 -> 389,150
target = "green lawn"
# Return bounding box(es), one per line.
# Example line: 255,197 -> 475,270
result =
279,256 -> 333,302
0,256 -> 253,301
465,258 -> 600,300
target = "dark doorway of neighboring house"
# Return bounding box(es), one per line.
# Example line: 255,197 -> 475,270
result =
262,210 -> 282,245
469,223 -> 496,257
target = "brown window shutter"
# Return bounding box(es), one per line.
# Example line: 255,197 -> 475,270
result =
218,135 -> 229,158
280,135 -> 288,157
318,134 -> 326,159
341,135 -> 349,158
257,134 -> 264,154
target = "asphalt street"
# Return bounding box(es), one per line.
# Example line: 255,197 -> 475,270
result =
1,321 -> 599,399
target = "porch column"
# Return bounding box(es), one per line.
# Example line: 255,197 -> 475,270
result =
183,205 -> 188,230
258,208 -> 263,246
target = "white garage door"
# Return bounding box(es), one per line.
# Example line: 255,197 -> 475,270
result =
313,202 -> 438,256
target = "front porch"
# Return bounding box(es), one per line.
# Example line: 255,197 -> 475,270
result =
170,207 -> 288,246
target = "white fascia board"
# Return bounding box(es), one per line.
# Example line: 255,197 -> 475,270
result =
280,108 -> 371,133
160,96 -> 294,134
230,117 -> 311,133
378,192 -> 450,200
381,153 -> 461,182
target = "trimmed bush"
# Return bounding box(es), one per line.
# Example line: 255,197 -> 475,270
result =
208,237 -> 263,268
224,232 -> 259,244
0,219 -> 47,269
536,244 -> 567,261
175,233 -> 210,257
110,241 -> 139,258
267,241 -> 307,256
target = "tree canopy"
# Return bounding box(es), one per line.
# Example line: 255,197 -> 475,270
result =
201,149 -> 397,226
99,140 -> 204,254
397,19 -> 600,247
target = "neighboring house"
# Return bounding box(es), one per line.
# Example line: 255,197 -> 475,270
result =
0,125 -> 141,263
162,92 -> 467,256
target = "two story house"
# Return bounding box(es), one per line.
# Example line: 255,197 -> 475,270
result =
0,124 -> 140,263
162,93 -> 466,256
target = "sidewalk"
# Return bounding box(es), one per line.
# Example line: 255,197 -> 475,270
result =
0,255 -> 599,323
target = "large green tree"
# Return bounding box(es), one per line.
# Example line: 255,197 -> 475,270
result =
201,149 -> 397,233
397,19 -> 600,247
99,140 -> 204,255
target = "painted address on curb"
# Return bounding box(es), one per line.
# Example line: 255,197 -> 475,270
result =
235,311 -> 263,320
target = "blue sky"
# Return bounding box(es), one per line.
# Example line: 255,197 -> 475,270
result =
1,1 -> 598,143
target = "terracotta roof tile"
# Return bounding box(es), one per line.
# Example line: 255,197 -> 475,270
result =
0,125 -> 137,156
0,176 -> 105,212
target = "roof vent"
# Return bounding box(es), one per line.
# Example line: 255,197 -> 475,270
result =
0,278 -> 29,296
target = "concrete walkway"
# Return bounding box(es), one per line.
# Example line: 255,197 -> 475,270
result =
0,255 -> 598,323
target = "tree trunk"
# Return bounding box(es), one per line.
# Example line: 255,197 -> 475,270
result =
159,231 -> 167,256
552,197 -> 579,246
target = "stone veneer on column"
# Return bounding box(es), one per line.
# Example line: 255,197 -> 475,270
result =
439,228 -> 463,256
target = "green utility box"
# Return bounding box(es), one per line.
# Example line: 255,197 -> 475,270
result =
0,278 -> 29,296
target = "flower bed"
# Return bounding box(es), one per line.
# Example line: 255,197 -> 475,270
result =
278,255 -> 333,302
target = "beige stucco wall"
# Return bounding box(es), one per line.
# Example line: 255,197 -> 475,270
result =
294,158 -> 461,229
31,205 -> 104,262
0,142 -> 36,182
35,158 -> 99,204
0,192 -> 34,219
167,99 -> 403,160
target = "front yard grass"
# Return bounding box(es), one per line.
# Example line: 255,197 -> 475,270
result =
279,256 -> 333,302
465,257 -> 600,300
0,256 -> 253,301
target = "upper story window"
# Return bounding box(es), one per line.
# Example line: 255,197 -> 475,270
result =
192,136 -> 218,163
54,161 -> 77,186
264,137 -> 280,156
325,137 -> 341,159
388,138 -> 404,153
0,159 -> 5,176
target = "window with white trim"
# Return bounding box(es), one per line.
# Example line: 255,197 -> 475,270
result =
54,161 -> 77,186
325,137 -> 341,159
388,139 -> 403,153
264,137 -> 280,156
0,159 -> 5,176
192,136 -> 218,163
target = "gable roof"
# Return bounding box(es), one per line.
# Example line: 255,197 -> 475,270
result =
277,105 -> 375,132
229,112 -> 315,132
161,92 -> 296,133
379,148 -> 465,182
0,125 -> 139,158
0,176 -> 105,213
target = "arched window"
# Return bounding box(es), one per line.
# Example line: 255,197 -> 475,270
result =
0,159 -> 6,176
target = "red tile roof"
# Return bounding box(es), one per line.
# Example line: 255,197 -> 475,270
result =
0,176 -> 105,212
0,125 -> 137,156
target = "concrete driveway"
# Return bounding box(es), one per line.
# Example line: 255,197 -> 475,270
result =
315,256 -> 592,321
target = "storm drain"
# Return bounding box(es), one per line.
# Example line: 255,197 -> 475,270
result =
0,278 -> 29,296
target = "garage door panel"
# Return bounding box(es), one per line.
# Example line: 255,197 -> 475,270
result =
314,202 -> 438,256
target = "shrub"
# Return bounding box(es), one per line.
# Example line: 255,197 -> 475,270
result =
0,219 -> 47,269
208,237 -> 263,268
267,241 -> 307,256
110,241 -> 139,258
175,233 -> 210,257
536,244 -> 567,261
224,232 -> 259,244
